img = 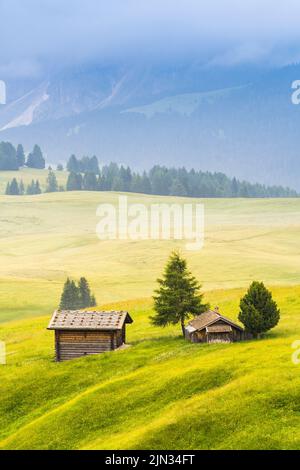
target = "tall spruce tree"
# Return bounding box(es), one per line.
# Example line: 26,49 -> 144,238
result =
8,178 -> 20,195
26,179 -> 41,195
26,145 -> 45,169
238,282 -> 280,338
35,180 -> 42,194
59,278 -> 80,310
46,169 -> 58,192
67,155 -> 80,173
0,142 -> 18,170
16,144 -> 25,167
19,180 -> 25,195
78,277 -> 92,308
83,172 -> 98,190
151,252 -> 209,336
66,172 -> 83,191
26,180 -> 35,195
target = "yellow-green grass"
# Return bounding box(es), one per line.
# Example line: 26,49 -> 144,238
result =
0,286 -> 300,450
0,191 -> 300,322
0,168 -> 68,193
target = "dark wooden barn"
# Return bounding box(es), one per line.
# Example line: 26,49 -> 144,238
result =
48,310 -> 133,362
185,307 -> 244,344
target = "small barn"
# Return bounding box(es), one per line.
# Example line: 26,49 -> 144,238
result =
185,307 -> 244,344
48,310 -> 133,362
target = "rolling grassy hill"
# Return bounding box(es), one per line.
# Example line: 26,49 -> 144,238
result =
1,288 -> 300,450
1,189 -> 300,323
1,180 -> 300,449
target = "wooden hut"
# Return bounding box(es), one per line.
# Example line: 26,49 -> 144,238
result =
185,307 -> 244,344
48,310 -> 133,362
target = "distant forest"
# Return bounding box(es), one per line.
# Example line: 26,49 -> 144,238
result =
65,156 -> 299,198
2,142 -> 298,198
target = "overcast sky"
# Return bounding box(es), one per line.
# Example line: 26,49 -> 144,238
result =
1,0 -> 300,78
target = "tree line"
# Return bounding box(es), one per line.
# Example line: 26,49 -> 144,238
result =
65,159 -> 298,198
2,145 -> 299,198
5,169 -> 62,195
0,142 -> 45,170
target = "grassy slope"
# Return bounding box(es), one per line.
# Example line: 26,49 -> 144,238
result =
1,191 -> 300,323
0,287 -> 300,450
1,186 -> 300,449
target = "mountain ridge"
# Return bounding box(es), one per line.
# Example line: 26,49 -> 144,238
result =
0,63 -> 299,188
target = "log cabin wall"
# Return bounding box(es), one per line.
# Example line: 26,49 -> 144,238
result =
56,330 -> 115,361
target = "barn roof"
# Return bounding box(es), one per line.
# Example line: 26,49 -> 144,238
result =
187,309 -> 243,332
48,310 -> 133,331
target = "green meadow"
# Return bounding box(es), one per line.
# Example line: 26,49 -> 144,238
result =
0,176 -> 300,449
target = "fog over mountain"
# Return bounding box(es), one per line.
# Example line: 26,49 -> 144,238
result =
1,1 -> 300,188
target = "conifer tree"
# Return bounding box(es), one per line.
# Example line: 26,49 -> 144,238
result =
19,180 -> 25,195
26,180 -> 35,195
66,172 -> 83,191
90,295 -> 97,307
35,180 -> 42,194
9,178 -> 20,195
78,277 -> 92,308
16,144 -> 25,167
67,155 -> 80,173
26,145 -> 45,169
46,169 -> 58,192
239,282 -> 280,337
59,278 -> 80,310
151,252 -> 209,336
83,172 -> 98,190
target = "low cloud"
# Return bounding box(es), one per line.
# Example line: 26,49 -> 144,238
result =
1,0 -> 300,78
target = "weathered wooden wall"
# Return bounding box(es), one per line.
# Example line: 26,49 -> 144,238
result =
56,330 -> 115,361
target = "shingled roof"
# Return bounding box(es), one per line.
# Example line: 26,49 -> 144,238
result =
48,310 -> 133,331
206,324 -> 232,333
188,309 -> 243,332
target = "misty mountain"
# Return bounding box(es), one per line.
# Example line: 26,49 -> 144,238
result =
0,63 -> 299,189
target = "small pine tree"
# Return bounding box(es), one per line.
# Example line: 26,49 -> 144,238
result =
26,180 -> 35,195
83,172 -> 98,191
59,278 -> 80,310
9,178 -> 20,195
67,155 -> 80,173
66,172 -> 83,191
90,295 -> 97,307
46,169 -> 58,192
238,281 -> 280,338
16,144 -> 25,167
35,180 -> 42,194
26,180 -> 41,195
19,180 -> 25,195
151,252 -> 209,336
78,277 -> 92,308
26,145 -> 45,169
5,182 -> 10,195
